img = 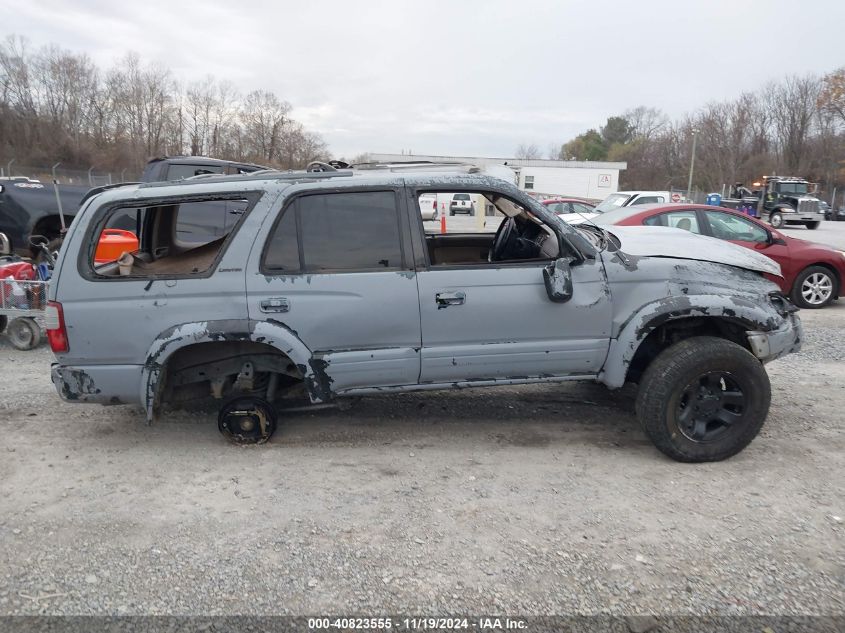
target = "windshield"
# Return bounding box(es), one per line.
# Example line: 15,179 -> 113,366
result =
777,182 -> 808,195
594,193 -> 632,213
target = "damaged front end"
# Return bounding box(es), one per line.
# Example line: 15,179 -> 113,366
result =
598,252 -> 803,389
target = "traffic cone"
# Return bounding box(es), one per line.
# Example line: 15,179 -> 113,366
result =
440,203 -> 447,234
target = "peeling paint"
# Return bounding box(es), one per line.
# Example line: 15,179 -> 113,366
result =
51,366 -> 101,401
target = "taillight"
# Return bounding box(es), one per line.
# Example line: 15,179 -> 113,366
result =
45,301 -> 69,353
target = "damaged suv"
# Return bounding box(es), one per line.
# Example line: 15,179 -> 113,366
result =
47,164 -> 802,462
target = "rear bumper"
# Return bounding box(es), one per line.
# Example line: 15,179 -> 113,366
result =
51,363 -> 142,405
746,312 -> 803,363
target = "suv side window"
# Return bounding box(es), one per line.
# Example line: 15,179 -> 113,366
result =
165,164 -> 226,180
263,191 -> 404,273
263,205 -> 300,272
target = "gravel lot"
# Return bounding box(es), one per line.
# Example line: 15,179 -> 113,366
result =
0,227 -> 844,619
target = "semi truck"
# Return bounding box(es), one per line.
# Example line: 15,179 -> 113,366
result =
720,176 -> 824,230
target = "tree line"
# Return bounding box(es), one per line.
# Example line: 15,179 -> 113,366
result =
0,35 -> 329,175
519,70 -> 845,199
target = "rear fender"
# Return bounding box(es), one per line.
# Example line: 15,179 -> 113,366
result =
140,319 -> 319,422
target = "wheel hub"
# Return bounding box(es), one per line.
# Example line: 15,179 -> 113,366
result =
678,372 -> 746,443
218,397 -> 278,445
801,273 -> 832,305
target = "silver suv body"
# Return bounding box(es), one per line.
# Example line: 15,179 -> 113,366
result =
47,169 -> 802,461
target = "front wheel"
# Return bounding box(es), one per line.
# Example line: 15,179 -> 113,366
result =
635,336 -> 770,462
791,265 -> 836,309
769,212 -> 784,229
805,221 -> 820,230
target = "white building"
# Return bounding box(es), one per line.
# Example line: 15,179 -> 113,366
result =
367,153 -> 627,201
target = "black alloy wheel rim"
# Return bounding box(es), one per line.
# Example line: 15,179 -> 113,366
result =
676,372 -> 746,443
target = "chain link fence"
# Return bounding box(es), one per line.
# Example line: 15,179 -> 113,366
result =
0,160 -> 141,186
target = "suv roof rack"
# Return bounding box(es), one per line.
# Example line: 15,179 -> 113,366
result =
136,168 -> 355,189
351,160 -> 482,173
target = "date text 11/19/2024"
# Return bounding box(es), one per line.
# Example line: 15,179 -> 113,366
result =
307,617 -> 528,630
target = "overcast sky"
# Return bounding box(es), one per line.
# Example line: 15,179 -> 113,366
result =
4,0 -> 844,159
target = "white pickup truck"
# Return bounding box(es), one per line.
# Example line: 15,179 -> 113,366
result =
561,191 -> 682,225
595,191 -> 681,213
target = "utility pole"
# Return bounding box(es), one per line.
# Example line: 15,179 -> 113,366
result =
686,129 -> 697,202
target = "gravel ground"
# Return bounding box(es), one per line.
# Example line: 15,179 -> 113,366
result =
0,304 -> 843,619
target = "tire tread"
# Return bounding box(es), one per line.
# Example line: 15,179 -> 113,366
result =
635,336 -> 770,462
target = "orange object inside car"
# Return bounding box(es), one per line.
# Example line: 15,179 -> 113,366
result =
95,229 -> 139,264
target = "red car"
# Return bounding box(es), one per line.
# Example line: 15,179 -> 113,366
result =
595,203 -> 845,309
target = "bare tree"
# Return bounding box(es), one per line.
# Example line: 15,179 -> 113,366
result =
0,34 -> 329,175
514,143 -> 541,159
624,106 -> 668,141
766,75 -> 821,173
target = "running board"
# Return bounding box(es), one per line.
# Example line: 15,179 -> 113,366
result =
337,374 -> 598,397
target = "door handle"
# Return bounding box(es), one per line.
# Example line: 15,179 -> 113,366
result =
260,297 -> 290,313
436,291 -> 466,308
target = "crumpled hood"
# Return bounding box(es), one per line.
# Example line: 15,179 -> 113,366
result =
605,225 -> 782,277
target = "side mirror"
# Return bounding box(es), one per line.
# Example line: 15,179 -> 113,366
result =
0,232 -> 10,256
543,258 -> 574,303
767,230 -> 785,246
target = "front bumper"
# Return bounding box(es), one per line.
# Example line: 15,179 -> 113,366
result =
746,312 -> 803,363
785,212 -> 824,223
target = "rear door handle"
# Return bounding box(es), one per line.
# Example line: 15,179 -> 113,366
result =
260,297 -> 290,313
436,291 -> 466,308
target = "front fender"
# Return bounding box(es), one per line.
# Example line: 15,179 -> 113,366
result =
140,319 -> 316,422
598,293 -> 783,389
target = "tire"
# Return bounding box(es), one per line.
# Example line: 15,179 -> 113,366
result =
791,265 -> 837,309
769,212 -> 784,229
805,221 -> 820,230
635,336 -> 770,462
0,315 -> 6,333
6,317 -> 41,351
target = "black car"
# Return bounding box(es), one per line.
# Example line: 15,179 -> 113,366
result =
821,201 -> 832,220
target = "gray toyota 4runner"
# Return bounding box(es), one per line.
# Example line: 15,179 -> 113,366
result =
46,167 -> 802,462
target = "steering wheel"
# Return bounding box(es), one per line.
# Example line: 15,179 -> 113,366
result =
489,217 -> 517,262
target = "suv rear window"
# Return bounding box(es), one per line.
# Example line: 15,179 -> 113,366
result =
263,191 -> 403,273
88,193 -> 258,278
165,164 -> 225,180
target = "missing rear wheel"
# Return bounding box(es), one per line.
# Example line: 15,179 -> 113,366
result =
218,397 -> 278,445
